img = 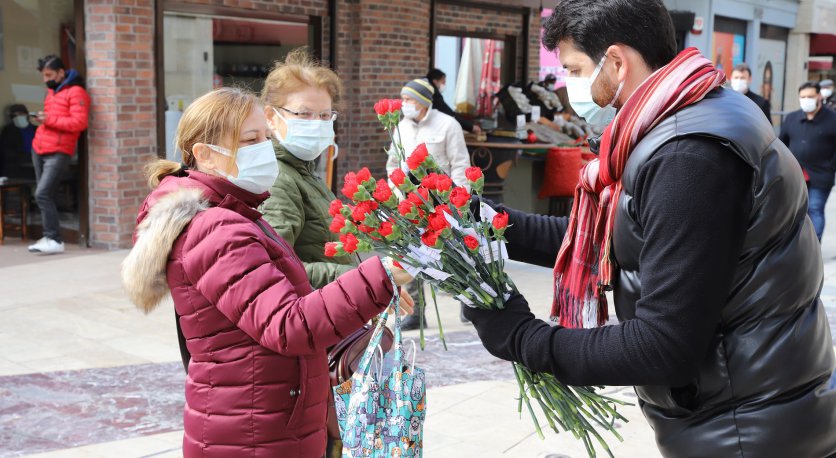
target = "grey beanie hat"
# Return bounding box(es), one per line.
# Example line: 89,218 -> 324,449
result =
821,79 -> 833,88
401,78 -> 435,108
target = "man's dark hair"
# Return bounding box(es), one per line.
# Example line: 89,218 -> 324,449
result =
37,55 -> 65,72
542,0 -> 677,70
732,63 -> 752,76
799,81 -> 821,94
427,68 -> 446,82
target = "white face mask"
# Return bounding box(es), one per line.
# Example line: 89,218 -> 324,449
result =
438,84 -> 446,93
272,108 -> 334,161
730,79 -> 749,94
822,88 -> 834,99
799,98 -> 818,113
207,140 -> 279,195
12,115 -> 28,129
402,102 -> 421,120
565,55 -> 623,129
547,83 -> 556,91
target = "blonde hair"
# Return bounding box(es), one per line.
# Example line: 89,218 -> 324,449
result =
261,47 -> 344,109
145,87 -> 260,188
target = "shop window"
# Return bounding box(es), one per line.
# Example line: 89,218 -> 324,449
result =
712,16 -> 747,74
434,35 -> 509,120
162,13 -> 309,161
0,0 -> 81,239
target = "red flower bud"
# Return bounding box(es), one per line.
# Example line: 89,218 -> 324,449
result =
374,100 -> 387,116
356,167 -> 372,184
465,166 -> 483,182
421,230 -> 441,248
427,211 -> 451,232
421,173 -> 438,191
351,200 -> 379,223
328,199 -> 344,217
398,200 -> 416,217
390,168 -> 406,187
341,172 -> 359,200
373,179 -> 393,202
492,212 -> 509,230
463,235 -> 480,252
407,144 -> 430,170
340,233 -> 359,253
329,214 -> 346,233
449,186 -> 470,208
324,242 -> 339,257
378,221 -> 394,237
435,174 -> 453,192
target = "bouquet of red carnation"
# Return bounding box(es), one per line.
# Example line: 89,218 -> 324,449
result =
326,99 -> 628,458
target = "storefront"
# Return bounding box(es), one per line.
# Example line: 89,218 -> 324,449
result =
0,0 -> 88,244
26,0 -> 537,249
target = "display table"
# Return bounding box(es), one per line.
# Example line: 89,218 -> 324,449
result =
466,139 -> 553,214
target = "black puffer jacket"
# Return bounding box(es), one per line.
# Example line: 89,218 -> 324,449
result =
613,88 -> 836,457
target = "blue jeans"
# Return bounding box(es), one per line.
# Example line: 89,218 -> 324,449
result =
32,151 -> 70,242
807,186 -> 831,241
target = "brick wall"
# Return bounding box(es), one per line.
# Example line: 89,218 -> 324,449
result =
334,0 -> 432,182
82,0 -> 541,246
85,0 -> 157,249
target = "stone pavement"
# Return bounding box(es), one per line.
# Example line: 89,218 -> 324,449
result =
2,199 -> 836,457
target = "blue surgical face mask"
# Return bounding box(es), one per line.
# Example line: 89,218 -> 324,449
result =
564,54 -> 624,128
207,140 -> 279,194
272,108 -> 335,161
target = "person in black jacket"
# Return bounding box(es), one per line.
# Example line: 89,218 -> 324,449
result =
730,63 -> 772,124
464,1 -> 836,457
0,104 -> 36,179
426,68 -> 480,133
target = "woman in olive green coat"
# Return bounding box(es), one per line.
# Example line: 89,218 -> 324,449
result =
260,49 -> 355,289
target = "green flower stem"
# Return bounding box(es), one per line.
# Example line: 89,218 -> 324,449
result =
428,287 -> 447,351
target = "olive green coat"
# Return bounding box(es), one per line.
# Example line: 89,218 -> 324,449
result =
261,144 -> 355,289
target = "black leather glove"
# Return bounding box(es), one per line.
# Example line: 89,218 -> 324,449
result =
463,294 -> 536,362
469,195 -> 500,221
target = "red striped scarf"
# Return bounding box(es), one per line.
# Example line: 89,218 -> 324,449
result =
552,47 -> 726,328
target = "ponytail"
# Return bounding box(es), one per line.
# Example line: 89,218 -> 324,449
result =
145,160 -> 187,189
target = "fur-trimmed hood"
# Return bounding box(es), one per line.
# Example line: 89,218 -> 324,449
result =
122,187 -> 208,313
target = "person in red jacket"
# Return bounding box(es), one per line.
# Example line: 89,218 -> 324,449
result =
28,55 -> 90,255
121,87 -> 414,457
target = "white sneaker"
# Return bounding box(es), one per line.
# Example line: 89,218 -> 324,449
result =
27,237 -> 49,252
38,239 -> 65,255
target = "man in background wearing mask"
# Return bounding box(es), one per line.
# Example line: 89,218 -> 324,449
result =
730,63 -> 771,124
821,79 -> 835,110
0,104 -> 36,179
387,78 -> 472,329
780,81 -> 836,241
426,69 -> 480,133
28,55 -> 90,255
463,0 -> 836,456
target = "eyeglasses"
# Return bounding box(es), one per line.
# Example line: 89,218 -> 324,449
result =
278,107 -> 339,121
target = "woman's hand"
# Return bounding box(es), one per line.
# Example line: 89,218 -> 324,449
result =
388,287 -> 414,316
382,256 -> 413,286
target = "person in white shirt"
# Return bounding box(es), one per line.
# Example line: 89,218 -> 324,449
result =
387,78 -> 474,329
386,78 -> 471,191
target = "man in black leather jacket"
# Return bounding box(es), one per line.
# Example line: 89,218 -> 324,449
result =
464,1 -> 836,457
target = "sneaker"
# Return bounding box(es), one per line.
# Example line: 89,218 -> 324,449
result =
400,314 -> 428,331
38,238 -> 65,255
27,237 -> 49,252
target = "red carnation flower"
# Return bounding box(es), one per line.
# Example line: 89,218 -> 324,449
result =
329,199 -> 344,217
398,200 -> 416,217
465,166 -> 483,182
356,167 -> 372,184
378,221 -> 393,237
435,174 -> 453,192
374,100 -> 388,116
434,204 -> 452,215
324,242 -> 339,257
390,99 -> 402,112
358,224 -> 376,234
341,172 -> 359,199
421,230 -> 441,248
421,173 -> 438,191
373,179 -> 393,202
390,168 -> 406,187
492,212 -> 509,231
340,233 -> 359,253
329,214 -> 346,233
427,211 -> 451,232
449,186 -> 470,208
407,144 -> 430,170
351,200 -> 379,223
463,235 -> 480,252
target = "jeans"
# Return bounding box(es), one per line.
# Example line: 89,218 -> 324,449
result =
32,151 -> 70,242
807,186 -> 831,241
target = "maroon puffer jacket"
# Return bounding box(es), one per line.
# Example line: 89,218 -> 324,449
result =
126,171 -> 394,457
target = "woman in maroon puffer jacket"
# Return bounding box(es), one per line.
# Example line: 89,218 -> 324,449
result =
121,88 -> 413,457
